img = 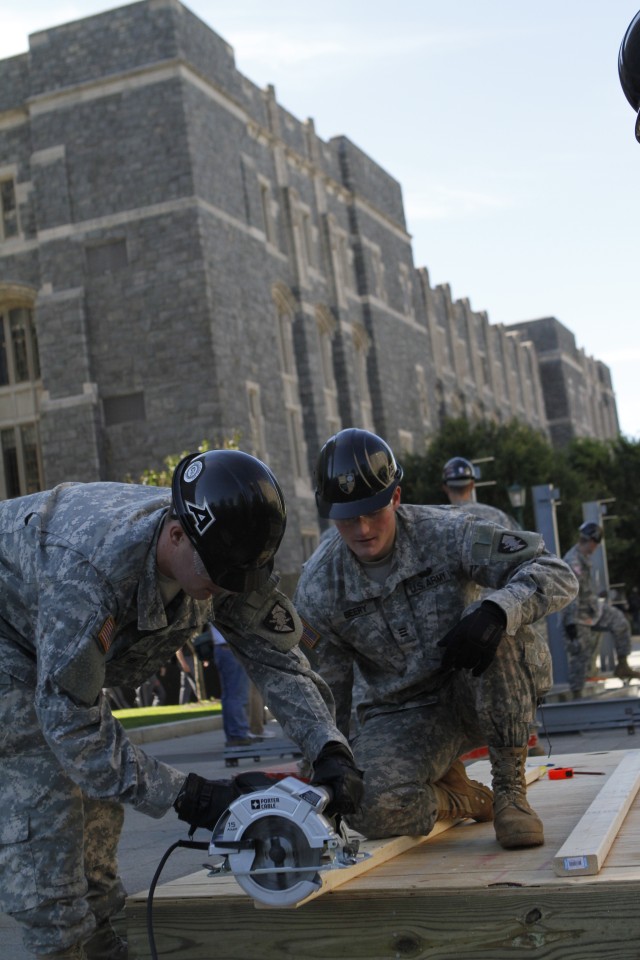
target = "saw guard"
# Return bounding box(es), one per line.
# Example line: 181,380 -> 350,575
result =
209,776 -> 338,906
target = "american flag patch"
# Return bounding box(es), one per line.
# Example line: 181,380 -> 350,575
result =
300,618 -> 321,650
97,616 -> 116,653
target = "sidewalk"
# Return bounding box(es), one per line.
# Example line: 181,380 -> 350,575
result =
3,705 -> 640,958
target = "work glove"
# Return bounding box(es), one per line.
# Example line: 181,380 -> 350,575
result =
437,601 -> 507,677
174,771 -> 277,834
311,742 -> 364,817
174,773 -> 238,834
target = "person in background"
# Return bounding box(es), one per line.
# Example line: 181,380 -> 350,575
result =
176,642 -> 199,704
442,456 -> 520,530
195,624 -> 253,746
562,522 -> 640,698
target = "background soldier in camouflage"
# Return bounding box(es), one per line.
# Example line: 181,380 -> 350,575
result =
295,429 -> 578,852
442,455 -> 521,530
0,450 -> 362,960
562,522 -> 640,697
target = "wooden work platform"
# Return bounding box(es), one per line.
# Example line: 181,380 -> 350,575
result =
127,750 -> 640,959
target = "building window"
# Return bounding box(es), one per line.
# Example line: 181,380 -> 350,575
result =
0,307 -> 40,387
415,364 -> 430,426
0,179 -> 18,240
259,179 -> 276,245
246,381 -> 267,462
103,392 -> 146,426
353,325 -> 374,431
85,239 -> 128,276
1,423 -> 43,497
273,286 -> 308,482
316,306 -> 340,436
301,530 -> 319,561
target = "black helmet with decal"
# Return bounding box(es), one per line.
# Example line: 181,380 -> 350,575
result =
442,456 -> 478,488
171,450 -> 286,592
579,521 -> 603,544
314,428 -> 403,520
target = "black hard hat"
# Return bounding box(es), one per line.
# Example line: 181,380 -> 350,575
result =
172,450 -> 287,593
442,456 -> 477,487
619,10 -> 640,140
579,521 -> 603,544
314,428 -> 403,520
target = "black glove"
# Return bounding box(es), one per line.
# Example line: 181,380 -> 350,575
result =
174,771 -> 285,834
311,742 -> 364,816
174,773 -> 239,833
437,601 -> 507,677
564,624 -> 581,655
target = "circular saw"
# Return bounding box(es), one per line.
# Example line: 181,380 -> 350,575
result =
207,775 -> 368,907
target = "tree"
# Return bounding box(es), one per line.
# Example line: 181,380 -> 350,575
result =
401,419 -> 640,596
128,433 -> 240,487
401,418 -> 557,530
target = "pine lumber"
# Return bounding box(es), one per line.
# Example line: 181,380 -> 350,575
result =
553,750 -> 640,877
290,760 -> 544,907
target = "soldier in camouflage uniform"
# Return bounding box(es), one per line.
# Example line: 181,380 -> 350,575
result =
295,430 -> 578,851
0,450 -> 362,959
562,522 -> 639,697
442,456 -> 521,530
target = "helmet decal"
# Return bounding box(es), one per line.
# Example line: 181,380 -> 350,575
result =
185,497 -> 216,536
184,460 -> 203,483
338,472 -> 356,495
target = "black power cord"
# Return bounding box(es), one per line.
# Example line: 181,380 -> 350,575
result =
146,838 -> 208,960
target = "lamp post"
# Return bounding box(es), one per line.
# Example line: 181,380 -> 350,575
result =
507,483 -> 526,528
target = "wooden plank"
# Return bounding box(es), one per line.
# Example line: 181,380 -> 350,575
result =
282,760 -> 544,907
553,750 -> 640,877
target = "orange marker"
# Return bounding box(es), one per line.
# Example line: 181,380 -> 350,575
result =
548,767 -> 604,779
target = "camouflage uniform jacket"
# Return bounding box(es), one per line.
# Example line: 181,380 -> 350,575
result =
562,543 -> 601,627
0,482 -> 344,817
295,504 -> 578,735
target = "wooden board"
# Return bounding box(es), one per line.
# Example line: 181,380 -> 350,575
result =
127,751 -> 640,960
293,760 -> 544,906
553,750 -> 640,877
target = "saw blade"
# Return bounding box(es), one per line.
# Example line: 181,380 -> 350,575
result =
239,815 -> 322,891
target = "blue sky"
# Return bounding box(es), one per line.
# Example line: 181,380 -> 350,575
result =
3,1 -> 640,438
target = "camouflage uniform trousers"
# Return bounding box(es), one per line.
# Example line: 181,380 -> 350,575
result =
0,671 -> 126,955
566,604 -> 632,693
347,633 -> 549,839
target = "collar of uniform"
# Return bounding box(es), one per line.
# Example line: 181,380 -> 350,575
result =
138,518 -> 170,630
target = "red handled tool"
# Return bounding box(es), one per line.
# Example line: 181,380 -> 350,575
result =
548,767 -> 604,779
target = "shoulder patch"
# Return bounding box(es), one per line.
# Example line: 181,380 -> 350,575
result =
97,615 -> 116,653
497,533 -> 528,554
300,618 -> 321,650
263,601 -> 295,634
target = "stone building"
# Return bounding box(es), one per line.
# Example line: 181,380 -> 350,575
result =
506,316 -> 619,448
0,0 -> 619,583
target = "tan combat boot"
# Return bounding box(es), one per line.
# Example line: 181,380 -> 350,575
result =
432,759 -> 494,822
489,746 -> 544,849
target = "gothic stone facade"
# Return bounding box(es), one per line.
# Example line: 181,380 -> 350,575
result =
0,0 -> 619,583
